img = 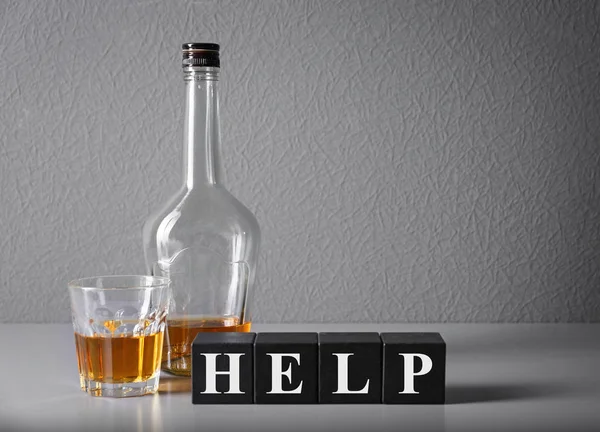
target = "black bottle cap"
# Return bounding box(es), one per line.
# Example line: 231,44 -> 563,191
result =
182,43 -> 220,67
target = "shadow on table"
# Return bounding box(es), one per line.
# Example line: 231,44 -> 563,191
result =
446,383 -> 567,404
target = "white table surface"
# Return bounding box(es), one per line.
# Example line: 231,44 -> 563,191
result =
0,323 -> 598,432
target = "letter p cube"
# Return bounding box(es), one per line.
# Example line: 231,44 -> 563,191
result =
381,333 -> 446,404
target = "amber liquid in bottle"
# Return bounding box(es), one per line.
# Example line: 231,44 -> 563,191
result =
74,320 -> 164,385
161,316 -> 251,376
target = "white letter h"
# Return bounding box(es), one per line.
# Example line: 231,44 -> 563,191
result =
201,353 -> 245,394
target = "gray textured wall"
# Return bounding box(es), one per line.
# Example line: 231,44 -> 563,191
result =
1,0 -> 599,323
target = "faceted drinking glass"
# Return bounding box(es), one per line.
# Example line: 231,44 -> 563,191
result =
68,276 -> 170,397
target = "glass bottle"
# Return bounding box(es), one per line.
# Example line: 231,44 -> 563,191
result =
143,43 -> 260,376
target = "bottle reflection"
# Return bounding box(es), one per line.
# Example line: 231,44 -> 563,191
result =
158,373 -> 192,393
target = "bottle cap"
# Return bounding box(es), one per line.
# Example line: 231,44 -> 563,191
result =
182,43 -> 220,67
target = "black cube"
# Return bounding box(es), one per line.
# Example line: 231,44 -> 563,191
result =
192,332 -> 256,404
381,332 -> 446,404
318,332 -> 382,404
254,332 -> 318,404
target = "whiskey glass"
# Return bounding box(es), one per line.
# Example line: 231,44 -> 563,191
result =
68,276 -> 170,397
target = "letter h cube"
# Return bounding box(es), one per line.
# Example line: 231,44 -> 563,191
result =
192,332 -> 256,404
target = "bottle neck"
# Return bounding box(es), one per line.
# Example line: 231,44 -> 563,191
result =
183,67 -> 221,188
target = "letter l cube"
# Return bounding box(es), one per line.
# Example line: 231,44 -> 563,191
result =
318,332 -> 382,403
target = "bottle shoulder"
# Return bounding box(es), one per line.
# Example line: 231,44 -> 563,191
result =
144,185 -> 260,239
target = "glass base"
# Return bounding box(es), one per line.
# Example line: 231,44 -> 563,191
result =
79,375 -> 160,397
161,356 -> 192,377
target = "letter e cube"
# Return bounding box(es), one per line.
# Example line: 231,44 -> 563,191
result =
254,333 -> 318,404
